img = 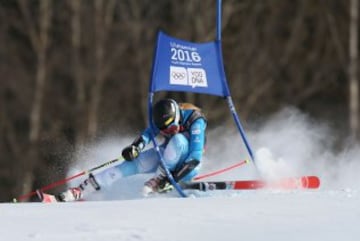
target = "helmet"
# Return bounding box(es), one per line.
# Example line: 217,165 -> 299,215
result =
152,99 -> 180,131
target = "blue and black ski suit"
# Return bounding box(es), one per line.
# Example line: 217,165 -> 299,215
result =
94,106 -> 207,189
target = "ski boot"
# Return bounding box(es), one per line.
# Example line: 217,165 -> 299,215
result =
143,174 -> 173,196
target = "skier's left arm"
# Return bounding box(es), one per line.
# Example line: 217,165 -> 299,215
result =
173,118 -> 207,181
186,118 -> 207,163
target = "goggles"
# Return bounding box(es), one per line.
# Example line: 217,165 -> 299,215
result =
160,123 -> 180,135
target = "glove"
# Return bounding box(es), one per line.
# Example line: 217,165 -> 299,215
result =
121,145 -> 140,161
121,136 -> 145,161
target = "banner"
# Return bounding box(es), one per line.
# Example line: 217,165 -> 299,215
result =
150,31 -> 230,97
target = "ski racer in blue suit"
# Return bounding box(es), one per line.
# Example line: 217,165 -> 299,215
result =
54,98 -> 207,202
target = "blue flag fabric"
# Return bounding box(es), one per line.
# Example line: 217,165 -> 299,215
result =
150,31 -> 230,97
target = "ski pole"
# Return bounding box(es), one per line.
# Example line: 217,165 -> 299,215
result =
194,159 -> 249,181
13,157 -> 123,202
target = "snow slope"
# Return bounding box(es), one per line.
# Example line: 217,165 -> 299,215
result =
3,107 -> 360,241
2,189 -> 360,241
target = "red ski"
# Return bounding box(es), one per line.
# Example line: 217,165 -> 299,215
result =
182,176 -> 320,191
232,175 -> 320,189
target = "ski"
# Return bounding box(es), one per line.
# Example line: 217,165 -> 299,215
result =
182,176 -> 320,191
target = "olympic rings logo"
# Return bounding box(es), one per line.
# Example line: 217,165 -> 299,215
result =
171,72 -> 186,80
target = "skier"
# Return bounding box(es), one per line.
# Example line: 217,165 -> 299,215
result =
38,98 -> 207,202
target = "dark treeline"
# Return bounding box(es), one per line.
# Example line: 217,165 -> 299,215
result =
0,0 -> 355,201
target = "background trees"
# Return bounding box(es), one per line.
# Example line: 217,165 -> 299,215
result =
0,0 -> 356,201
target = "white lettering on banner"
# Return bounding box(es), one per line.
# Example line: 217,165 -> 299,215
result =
169,41 -> 202,67
171,48 -> 202,63
188,68 -> 207,88
170,42 -> 197,52
170,66 -> 208,88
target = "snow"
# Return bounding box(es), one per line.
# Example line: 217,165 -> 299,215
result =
2,190 -> 360,241
3,107 -> 360,241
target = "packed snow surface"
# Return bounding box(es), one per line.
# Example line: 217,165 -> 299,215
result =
2,189 -> 360,241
